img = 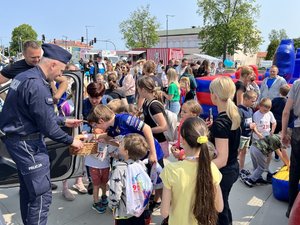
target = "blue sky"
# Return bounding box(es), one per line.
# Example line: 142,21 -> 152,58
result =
1,0 -> 299,52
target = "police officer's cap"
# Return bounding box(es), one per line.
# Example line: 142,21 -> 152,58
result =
42,43 -> 72,64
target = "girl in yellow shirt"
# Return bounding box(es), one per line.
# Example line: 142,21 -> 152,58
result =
160,117 -> 223,225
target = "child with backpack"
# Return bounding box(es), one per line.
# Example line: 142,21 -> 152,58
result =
108,134 -> 152,225
160,117 -> 223,225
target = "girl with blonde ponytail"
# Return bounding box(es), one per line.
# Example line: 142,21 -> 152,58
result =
209,76 -> 241,225
160,117 -> 223,225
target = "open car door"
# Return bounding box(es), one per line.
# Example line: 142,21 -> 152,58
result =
0,71 -> 85,187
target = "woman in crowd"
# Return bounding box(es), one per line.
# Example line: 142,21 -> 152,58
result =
163,68 -> 181,115
137,75 -> 168,212
209,76 -> 241,225
118,63 -> 136,104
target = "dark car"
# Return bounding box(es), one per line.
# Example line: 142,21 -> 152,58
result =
0,71 -> 85,188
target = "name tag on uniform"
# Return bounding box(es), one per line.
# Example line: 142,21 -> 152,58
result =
45,97 -> 53,105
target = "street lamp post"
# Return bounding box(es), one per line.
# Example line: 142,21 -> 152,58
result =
62,35 -> 68,49
97,39 -> 116,50
85,25 -> 95,47
166,15 -> 175,49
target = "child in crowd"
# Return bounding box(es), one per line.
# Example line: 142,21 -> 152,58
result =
109,134 -> 149,225
107,99 -> 128,114
251,97 -> 277,183
171,100 -> 202,160
128,104 -> 139,116
238,90 -> 258,178
252,98 -> 277,140
271,84 -> 292,161
160,117 -> 223,225
84,138 -> 110,214
86,104 -> 163,165
241,134 -> 289,187
179,77 -> 194,104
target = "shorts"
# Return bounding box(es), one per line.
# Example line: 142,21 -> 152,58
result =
159,141 -> 169,158
239,136 -> 251,150
89,167 -> 110,186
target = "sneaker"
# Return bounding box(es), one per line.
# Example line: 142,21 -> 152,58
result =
62,189 -> 75,201
101,195 -> 108,206
87,182 -> 93,195
255,177 -> 270,185
51,183 -> 58,190
240,169 -> 251,176
161,217 -> 169,225
239,172 -> 247,181
286,207 -> 291,218
144,210 -> 152,225
266,172 -> 274,184
73,183 -> 87,194
149,201 -> 161,212
242,177 -> 255,188
92,202 -> 106,214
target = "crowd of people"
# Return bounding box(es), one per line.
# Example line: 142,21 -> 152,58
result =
0,40 -> 299,225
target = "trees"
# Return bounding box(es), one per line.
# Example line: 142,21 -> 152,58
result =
119,5 -> 160,49
265,29 -> 289,60
268,29 -> 288,42
197,0 -> 262,61
10,24 -> 38,54
265,39 -> 280,60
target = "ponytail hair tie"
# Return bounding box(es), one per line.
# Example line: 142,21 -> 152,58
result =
197,136 -> 208,144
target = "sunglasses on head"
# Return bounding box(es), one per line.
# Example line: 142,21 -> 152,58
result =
261,104 -> 271,109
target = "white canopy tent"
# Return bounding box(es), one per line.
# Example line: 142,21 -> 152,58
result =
187,53 -> 222,64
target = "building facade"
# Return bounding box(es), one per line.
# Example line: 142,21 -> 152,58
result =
155,27 -> 202,55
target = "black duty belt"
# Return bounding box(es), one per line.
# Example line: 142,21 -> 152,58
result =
4,132 -> 42,141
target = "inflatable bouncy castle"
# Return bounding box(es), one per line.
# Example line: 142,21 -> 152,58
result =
274,39 -> 295,82
196,39 -> 300,119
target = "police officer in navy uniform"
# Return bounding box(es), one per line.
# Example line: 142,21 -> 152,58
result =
0,43 -> 83,225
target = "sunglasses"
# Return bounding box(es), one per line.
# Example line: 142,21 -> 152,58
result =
261,104 -> 271,109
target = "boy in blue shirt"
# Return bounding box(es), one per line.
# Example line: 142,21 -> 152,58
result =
238,90 -> 258,178
82,104 -> 163,164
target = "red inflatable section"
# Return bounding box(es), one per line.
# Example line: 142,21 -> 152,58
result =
235,65 -> 259,80
196,92 -> 212,105
289,193 -> 300,225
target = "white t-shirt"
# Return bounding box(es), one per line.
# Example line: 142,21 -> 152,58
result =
252,110 -> 276,140
85,143 -> 118,169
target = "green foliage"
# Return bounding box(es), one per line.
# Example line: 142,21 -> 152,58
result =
197,0 -> 263,61
293,38 -> 300,50
268,29 -> 288,42
265,39 -> 280,60
119,5 -> 160,49
10,24 -> 38,54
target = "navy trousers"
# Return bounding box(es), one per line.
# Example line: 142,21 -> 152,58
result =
4,138 -> 52,225
218,161 -> 239,225
288,127 -> 300,211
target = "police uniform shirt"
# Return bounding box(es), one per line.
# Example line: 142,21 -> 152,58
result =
107,114 -> 164,160
1,59 -> 34,79
0,66 -> 73,144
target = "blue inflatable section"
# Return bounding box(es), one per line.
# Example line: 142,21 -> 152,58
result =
293,48 -> 300,78
274,39 -> 295,81
196,79 -> 211,93
272,177 -> 300,202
